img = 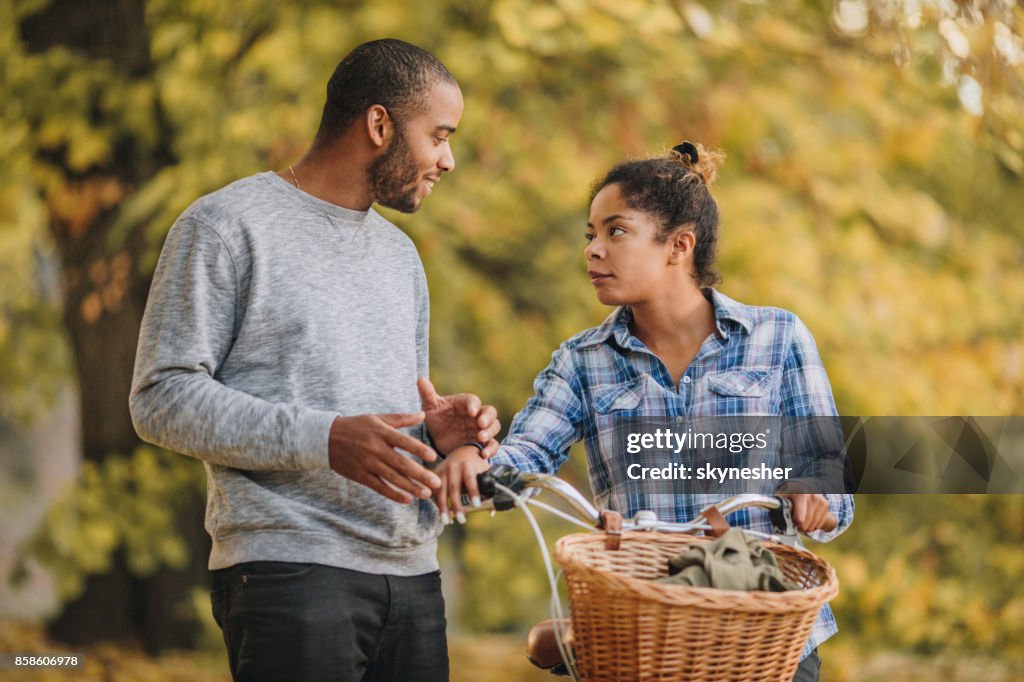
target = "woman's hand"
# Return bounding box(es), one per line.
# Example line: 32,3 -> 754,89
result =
776,493 -> 837,533
434,446 -> 492,525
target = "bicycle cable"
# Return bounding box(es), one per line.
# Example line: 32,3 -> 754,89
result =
525,498 -> 606,532
494,482 -> 580,681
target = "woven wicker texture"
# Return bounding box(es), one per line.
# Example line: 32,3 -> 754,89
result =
554,532 -> 838,681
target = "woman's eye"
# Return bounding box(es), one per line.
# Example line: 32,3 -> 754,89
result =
584,233 -> 595,242
609,226 -> 625,236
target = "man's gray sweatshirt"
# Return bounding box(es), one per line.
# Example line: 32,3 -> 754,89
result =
130,171 -> 440,575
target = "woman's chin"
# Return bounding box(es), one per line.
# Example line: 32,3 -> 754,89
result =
594,291 -> 624,306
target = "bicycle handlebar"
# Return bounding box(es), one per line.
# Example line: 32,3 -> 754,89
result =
467,465 -> 836,538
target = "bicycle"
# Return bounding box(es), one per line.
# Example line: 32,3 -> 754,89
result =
461,464 -> 839,682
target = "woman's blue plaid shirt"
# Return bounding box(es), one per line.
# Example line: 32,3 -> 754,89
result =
491,289 -> 854,659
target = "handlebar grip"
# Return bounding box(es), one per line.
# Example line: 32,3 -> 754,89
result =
477,464 -> 521,497
769,496 -> 838,535
475,464 -> 526,511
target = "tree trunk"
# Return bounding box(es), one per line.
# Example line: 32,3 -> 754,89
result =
22,0 -> 210,653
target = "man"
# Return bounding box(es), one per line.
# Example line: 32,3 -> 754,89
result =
130,39 -> 497,681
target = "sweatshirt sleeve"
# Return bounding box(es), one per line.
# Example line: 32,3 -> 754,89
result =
129,213 -> 337,471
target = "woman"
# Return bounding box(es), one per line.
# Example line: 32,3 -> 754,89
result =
437,142 -> 853,681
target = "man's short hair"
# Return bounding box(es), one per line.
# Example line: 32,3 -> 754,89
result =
315,39 -> 456,144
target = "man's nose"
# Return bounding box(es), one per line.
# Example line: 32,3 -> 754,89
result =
439,144 -> 455,172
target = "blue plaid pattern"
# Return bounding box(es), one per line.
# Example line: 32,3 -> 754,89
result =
492,289 -> 854,659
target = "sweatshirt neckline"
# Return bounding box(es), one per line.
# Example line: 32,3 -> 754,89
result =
261,171 -> 374,225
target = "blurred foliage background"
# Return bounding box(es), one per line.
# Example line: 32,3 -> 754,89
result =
1,0 -> 1023,679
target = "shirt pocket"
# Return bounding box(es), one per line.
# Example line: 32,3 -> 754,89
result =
704,369 -> 776,413
707,369 -> 771,396
593,378 -> 646,414
589,377 -> 651,499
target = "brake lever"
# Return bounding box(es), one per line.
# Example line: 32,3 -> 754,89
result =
767,496 -> 800,547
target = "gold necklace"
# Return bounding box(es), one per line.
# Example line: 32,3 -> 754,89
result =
288,165 -> 302,191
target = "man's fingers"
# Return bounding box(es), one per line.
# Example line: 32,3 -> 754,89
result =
328,414 -> 442,503
481,438 -> 500,458
476,405 -> 498,435
478,414 -> 500,443
378,411 -> 426,429
359,473 -> 414,505
377,443 -> 441,489
417,377 -> 442,411
374,462 -> 434,500
385,428 -> 440,466
461,393 -> 482,418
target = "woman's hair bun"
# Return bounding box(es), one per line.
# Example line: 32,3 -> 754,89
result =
672,141 -> 699,164
669,140 -> 725,187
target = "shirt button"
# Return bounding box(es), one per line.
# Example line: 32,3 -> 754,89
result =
675,416 -> 684,424
683,376 -> 691,384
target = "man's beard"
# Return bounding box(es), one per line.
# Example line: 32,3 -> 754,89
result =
369,128 -> 422,214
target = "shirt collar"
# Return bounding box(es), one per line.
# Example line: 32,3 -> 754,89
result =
575,306 -> 632,350
577,288 -> 753,350
708,288 -> 754,339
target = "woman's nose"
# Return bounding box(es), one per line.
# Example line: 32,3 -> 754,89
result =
585,240 -> 602,259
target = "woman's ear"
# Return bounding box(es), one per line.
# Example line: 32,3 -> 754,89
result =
366,104 -> 393,148
668,229 -> 696,265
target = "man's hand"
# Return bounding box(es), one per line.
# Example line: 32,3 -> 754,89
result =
776,493 -> 837,533
328,413 -> 441,505
417,377 -> 501,457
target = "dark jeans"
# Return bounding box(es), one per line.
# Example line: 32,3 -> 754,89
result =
793,648 -> 821,682
210,562 -> 448,682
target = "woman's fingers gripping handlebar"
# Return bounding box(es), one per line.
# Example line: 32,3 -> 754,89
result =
774,494 -> 837,534
435,461 -> 532,524
434,445 -> 491,524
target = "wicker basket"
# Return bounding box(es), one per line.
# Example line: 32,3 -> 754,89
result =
554,532 -> 838,682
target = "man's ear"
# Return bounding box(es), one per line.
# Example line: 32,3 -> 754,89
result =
366,104 -> 393,148
668,228 -> 696,265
